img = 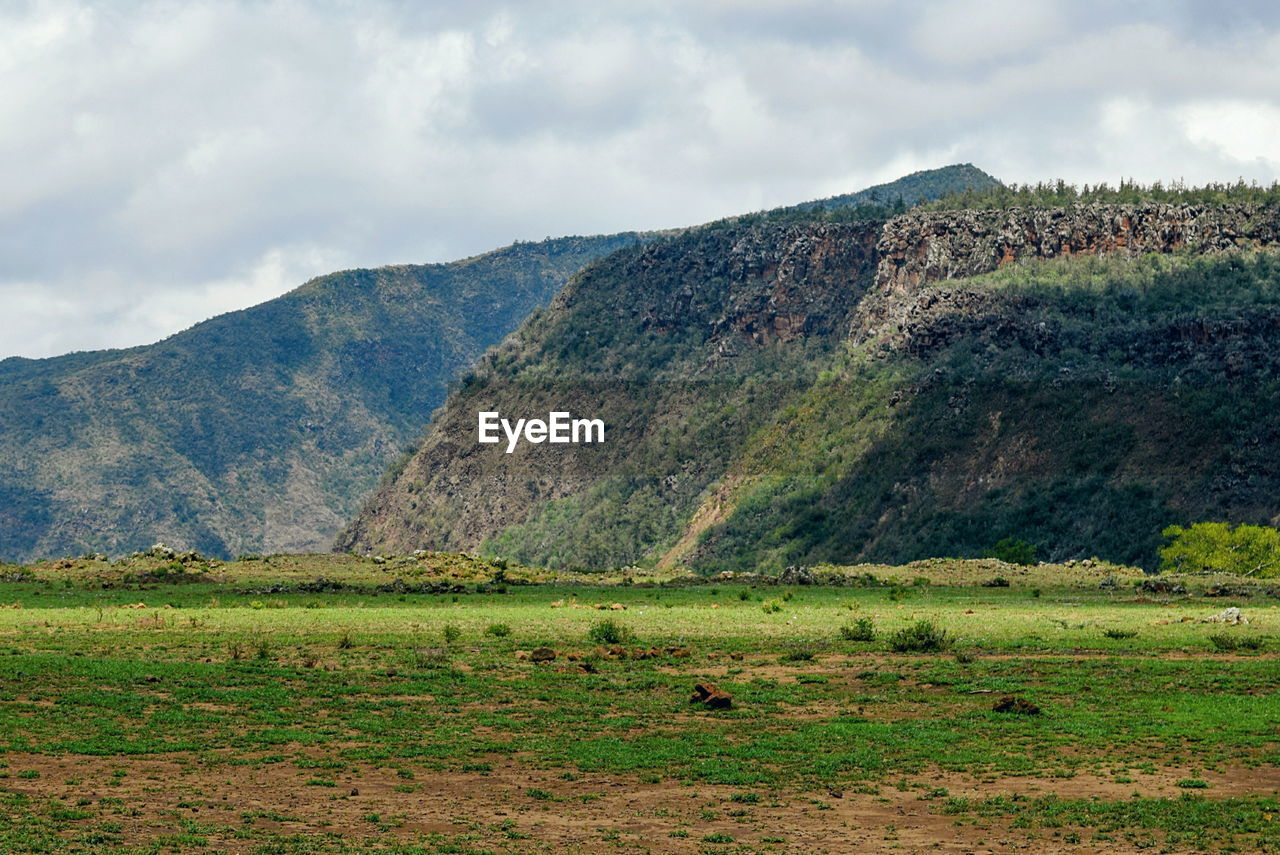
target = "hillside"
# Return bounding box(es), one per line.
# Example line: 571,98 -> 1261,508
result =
340,192 -> 1280,571
0,234 -> 647,561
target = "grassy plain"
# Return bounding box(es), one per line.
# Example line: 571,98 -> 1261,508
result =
0,553 -> 1275,853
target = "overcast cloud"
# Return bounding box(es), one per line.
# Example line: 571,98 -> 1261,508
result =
3,0 -> 1280,359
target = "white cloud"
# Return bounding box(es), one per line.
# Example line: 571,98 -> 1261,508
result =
912,0 -> 1066,66
2,0 -> 1280,359
1178,100 -> 1280,171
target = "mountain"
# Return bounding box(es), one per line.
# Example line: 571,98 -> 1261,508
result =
0,233 -> 648,561
779,162 -> 999,214
339,184 -> 1280,572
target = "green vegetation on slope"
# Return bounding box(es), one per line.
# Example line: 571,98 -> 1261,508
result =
691,250 -> 1280,571
338,218 -> 885,567
0,234 -> 647,562
788,162 -> 1001,213
339,164 -> 1005,567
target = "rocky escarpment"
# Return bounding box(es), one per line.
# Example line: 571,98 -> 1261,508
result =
343,183 -> 1280,572
860,203 -> 1280,342
681,204 -> 1280,572
877,203 -> 1280,292
638,222 -> 882,345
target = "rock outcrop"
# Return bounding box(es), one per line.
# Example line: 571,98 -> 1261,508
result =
875,203 -> 1280,296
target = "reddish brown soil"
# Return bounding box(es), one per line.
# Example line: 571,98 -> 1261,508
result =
5,751 -> 1275,854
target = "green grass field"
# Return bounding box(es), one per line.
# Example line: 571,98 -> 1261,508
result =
0,553 -> 1276,853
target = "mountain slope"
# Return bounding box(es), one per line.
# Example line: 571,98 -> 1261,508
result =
689,246 -> 1280,571
337,165 -> 1004,565
0,234 -> 647,561
340,192 -> 1280,571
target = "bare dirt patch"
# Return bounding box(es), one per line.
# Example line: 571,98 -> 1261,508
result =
3,751 -> 1273,853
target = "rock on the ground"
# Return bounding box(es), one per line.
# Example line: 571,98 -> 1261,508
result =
1202,607 -> 1247,625
992,695 -> 1042,715
690,682 -> 733,709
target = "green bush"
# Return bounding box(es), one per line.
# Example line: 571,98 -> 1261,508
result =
840,617 -> 876,642
1159,522 -> 1280,577
587,618 -> 633,645
485,623 -> 512,638
987,537 -> 1037,566
888,620 -> 951,652
1208,633 -> 1264,652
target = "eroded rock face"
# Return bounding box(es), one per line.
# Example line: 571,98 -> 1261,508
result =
854,204 -> 1280,346
875,203 -> 1280,296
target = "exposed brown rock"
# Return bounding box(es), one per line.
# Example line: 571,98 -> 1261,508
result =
992,695 -> 1041,715
691,682 -> 733,709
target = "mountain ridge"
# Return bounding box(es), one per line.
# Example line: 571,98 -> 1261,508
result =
2,163 -> 1001,562
339,190 -> 1280,571
0,233 -> 649,561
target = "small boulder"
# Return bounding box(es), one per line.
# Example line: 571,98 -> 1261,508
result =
779,565 -> 818,585
1139,578 -> 1186,595
993,695 -> 1041,716
530,646 -> 557,662
690,682 -> 733,710
1202,607 -> 1247,625
1204,585 -> 1251,598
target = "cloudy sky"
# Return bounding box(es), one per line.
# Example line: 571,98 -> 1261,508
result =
4,0 -> 1280,359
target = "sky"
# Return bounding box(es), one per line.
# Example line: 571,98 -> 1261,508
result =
4,0 -> 1280,360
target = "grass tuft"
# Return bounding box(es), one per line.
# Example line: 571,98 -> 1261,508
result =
887,620 -> 951,653
840,617 -> 876,642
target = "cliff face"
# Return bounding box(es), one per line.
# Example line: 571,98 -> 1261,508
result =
877,203 -> 1280,291
861,203 -> 1280,339
343,194 -> 1280,571
685,204 -> 1280,571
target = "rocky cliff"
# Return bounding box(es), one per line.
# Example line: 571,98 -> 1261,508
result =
685,203 -> 1280,571
862,203 -> 1280,339
341,185 -> 1280,571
